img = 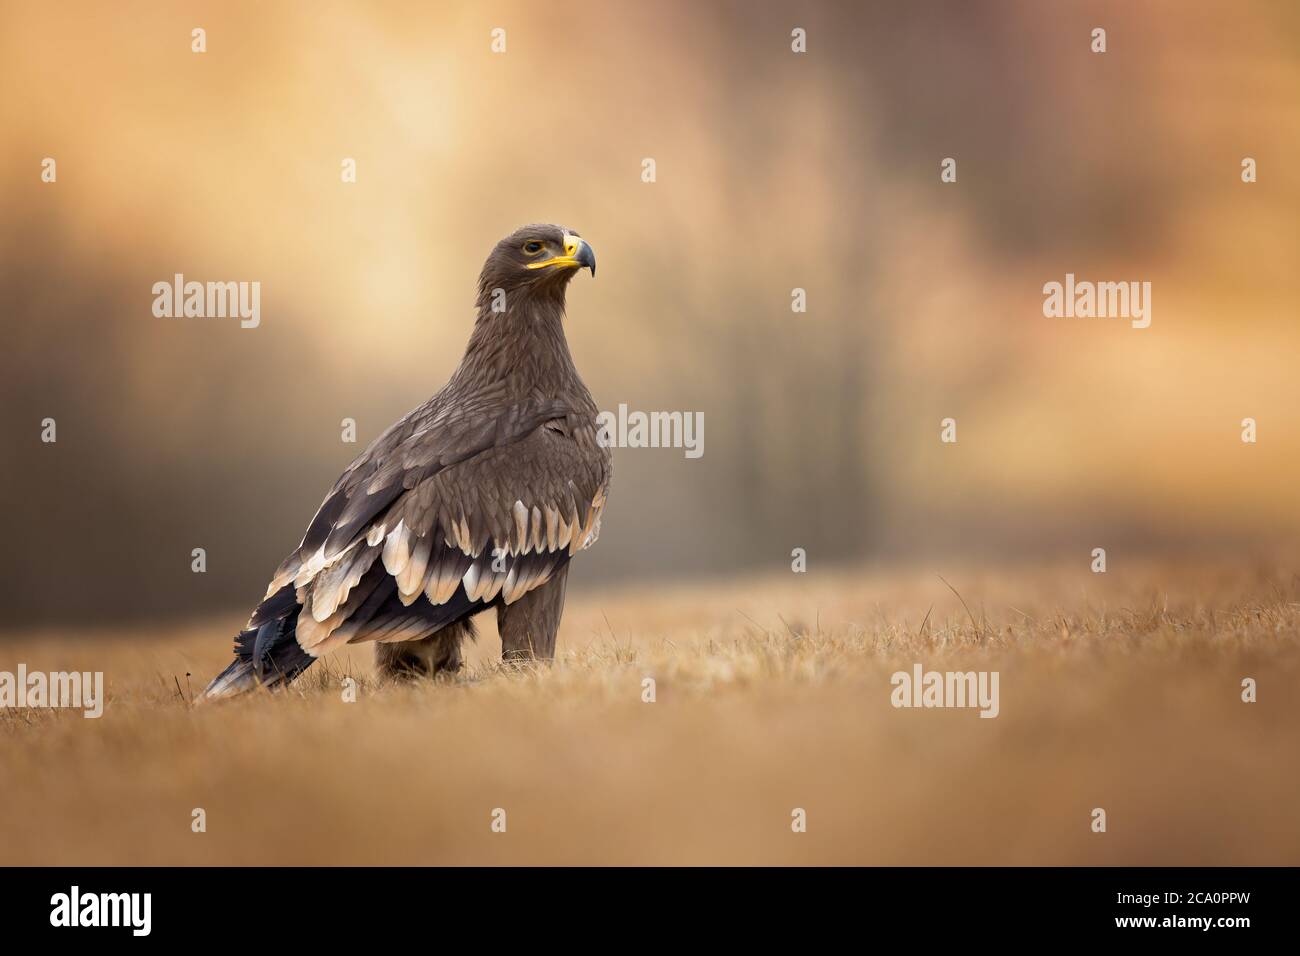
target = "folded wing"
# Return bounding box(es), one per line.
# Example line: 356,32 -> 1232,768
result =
247,395 -> 610,661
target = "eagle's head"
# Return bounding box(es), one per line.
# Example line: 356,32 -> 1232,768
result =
477,223 -> 596,307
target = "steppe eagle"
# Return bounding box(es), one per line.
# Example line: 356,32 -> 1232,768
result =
204,224 -> 608,698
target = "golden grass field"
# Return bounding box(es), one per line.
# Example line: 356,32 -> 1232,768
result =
2,555 -> 1298,866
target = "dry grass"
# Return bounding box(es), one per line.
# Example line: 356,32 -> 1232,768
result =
2,556 -> 1299,865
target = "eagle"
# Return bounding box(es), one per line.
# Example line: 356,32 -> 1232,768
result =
203,224 -> 609,699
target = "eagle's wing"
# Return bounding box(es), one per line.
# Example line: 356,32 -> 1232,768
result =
249,392 -> 610,660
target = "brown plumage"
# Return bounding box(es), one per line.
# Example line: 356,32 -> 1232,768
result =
203,224 -> 609,699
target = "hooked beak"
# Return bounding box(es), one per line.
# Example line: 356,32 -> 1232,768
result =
527,234 -> 596,277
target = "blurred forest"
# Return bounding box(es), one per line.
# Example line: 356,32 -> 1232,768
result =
3,0 -> 1299,625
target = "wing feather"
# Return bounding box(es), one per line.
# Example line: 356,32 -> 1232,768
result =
268,401 -> 608,658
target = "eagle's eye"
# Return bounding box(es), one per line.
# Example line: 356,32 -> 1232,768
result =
523,240 -> 545,256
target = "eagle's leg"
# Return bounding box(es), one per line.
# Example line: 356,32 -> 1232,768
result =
375,618 -> 474,679
497,563 -> 569,661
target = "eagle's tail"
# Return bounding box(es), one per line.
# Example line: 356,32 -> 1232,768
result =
200,586 -> 315,701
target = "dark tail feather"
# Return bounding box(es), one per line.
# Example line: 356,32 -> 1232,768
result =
201,587 -> 316,701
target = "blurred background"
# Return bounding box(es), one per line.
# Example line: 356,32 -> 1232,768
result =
3,0 -> 1299,627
